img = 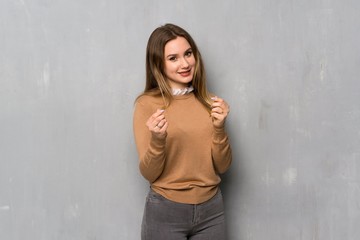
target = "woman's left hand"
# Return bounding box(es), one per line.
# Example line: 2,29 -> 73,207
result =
211,96 -> 230,128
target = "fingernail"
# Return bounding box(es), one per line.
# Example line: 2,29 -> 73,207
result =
211,97 -> 216,100
159,109 -> 165,112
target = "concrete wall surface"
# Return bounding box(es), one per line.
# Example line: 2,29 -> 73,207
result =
1,0 -> 359,239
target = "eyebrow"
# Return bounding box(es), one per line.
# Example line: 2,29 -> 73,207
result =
166,47 -> 193,58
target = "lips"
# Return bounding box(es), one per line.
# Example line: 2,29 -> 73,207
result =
178,69 -> 192,77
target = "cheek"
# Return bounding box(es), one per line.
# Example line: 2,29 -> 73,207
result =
165,62 -> 177,73
190,57 -> 196,66
164,63 -> 171,75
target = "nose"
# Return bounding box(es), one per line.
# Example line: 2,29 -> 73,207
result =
180,57 -> 190,68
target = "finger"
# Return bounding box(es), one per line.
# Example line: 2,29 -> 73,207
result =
211,96 -> 219,101
147,118 -> 164,131
211,102 -> 223,109
211,106 -> 224,114
211,97 -> 226,109
156,119 -> 167,128
155,121 -> 168,136
212,104 -> 229,114
211,96 -> 224,103
212,103 -> 229,114
148,109 -> 164,122
159,121 -> 169,131
150,109 -> 165,120
153,115 -> 165,126
211,113 -> 225,124
211,111 -> 225,118
150,113 -> 166,129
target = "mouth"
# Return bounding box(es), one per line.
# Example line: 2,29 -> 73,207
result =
178,69 -> 192,77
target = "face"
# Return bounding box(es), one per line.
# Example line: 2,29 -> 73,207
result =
163,37 -> 196,89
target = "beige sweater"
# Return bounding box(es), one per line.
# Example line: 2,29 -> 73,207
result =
133,92 -> 232,204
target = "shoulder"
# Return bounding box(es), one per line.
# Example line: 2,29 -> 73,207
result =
134,94 -> 164,118
134,94 -> 164,122
135,94 -> 164,107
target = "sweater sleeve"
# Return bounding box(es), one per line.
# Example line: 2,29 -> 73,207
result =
133,99 -> 167,183
211,126 -> 232,174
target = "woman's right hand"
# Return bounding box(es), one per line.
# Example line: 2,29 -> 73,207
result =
146,109 -> 168,139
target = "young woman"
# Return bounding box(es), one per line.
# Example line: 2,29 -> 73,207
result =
133,23 -> 232,240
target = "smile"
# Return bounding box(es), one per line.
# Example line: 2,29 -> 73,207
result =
178,69 -> 192,77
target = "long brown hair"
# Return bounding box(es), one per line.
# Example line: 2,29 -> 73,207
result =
137,23 -> 212,110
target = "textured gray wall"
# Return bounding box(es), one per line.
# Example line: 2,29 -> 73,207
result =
1,0 -> 359,239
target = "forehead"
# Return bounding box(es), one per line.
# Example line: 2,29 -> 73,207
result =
164,37 -> 191,54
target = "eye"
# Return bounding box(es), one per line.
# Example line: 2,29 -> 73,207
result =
169,56 -> 177,61
185,51 -> 193,57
